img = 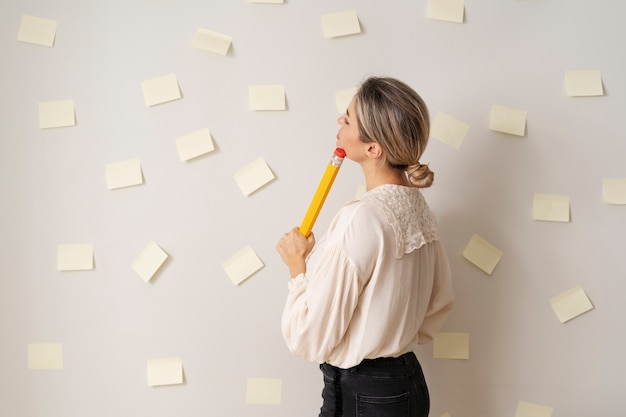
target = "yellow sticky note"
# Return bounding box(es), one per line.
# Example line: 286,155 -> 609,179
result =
431,111 -> 470,149
533,193 -> 570,222
246,378 -> 282,404
489,105 -> 527,136
28,343 -> 63,369
321,10 -> 361,38
176,128 -> 215,161
515,400 -> 553,417
234,158 -> 275,195
18,15 -> 57,47
57,243 -> 94,271
426,0 -> 465,23
192,28 -> 232,55
602,178 -> 626,205
550,285 -> 593,323
433,332 -> 469,359
335,87 -> 358,114
105,159 -> 143,190
463,234 -> 503,275
249,85 -> 285,111
564,70 -> 603,97
141,73 -> 181,106
222,245 -> 264,285
248,0 -> 284,3
39,99 -> 75,129
132,241 -> 168,283
147,357 -> 183,386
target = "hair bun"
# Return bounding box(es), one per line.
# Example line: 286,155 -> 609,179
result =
406,163 -> 434,188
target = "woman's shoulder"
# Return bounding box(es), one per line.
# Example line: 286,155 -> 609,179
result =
359,184 -> 440,258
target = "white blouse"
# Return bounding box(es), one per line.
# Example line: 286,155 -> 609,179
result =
281,184 -> 454,369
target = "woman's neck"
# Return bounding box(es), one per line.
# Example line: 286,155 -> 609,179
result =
362,163 -> 408,191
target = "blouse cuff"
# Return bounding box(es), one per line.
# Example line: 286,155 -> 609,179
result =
287,273 -> 307,290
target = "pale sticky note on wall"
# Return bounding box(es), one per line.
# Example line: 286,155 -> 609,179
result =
246,378 -> 282,404
147,357 -> 183,386
222,245 -> 264,285
335,87 -> 357,114
433,332 -> 469,359
463,234 -> 503,275
142,73 -> 181,106
426,0 -> 465,23
431,111 -> 470,149
489,105 -> 527,136
550,285 -> 593,323
192,28 -> 232,55
57,243 -> 93,271
248,0 -> 284,3
515,400 -> 553,417
105,159 -> 143,189
321,10 -> 361,38
533,193 -> 570,222
564,70 -> 603,97
176,128 -> 215,161
28,343 -> 63,369
234,158 -> 275,195
602,178 -> 626,204
249,85 -> 285,111
18,15 -> 57,47
39,99 -> 75,129
132,241 -> 168,283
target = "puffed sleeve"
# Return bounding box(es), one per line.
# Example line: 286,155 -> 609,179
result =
417,239 -> 454,344
281,241 -> 361,363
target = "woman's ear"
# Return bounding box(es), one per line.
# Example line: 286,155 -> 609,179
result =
365,142 -> 383,159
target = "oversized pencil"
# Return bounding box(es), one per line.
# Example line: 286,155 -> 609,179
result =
299,148 -> 346,237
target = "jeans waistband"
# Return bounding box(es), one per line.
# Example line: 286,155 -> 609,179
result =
323,351 -> 420,376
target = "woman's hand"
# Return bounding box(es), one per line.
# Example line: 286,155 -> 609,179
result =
276,227 -> 316,278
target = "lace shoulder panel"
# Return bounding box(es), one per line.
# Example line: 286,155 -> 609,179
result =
360,184 -> 439,258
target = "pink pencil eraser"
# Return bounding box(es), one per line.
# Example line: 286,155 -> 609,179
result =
334,148 -> 346,158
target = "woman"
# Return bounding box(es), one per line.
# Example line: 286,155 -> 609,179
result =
276,77 -> 454,417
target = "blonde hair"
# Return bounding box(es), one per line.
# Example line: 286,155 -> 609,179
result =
354,77 -> 434,188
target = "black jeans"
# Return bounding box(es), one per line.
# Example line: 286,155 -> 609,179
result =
319,352 -> 430,417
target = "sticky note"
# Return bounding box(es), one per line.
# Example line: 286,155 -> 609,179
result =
141,73 -> 181,106
515,400 -> 553,417
192,28 -> 232,55
321,10 -> 361,38
18,15 -> 57,47
431,111 -> 470,149
249,85 -> 285,111
463,234 -> 503,275
222,245 -> 264,285
28,343 -> 63,369
335,87 -> 358,114
234,158 -> 275,195
57,243 -> 94,271
246,378 -> 282,404
602,178 -> 626,204
39,99 -> 75,129
489,105 -> 527,136
564,70 -> 603,97
533,193 -> 570,222
248,0 -> 284,3
426,0 -> 465,23
433,332 -> 469,359
176,128 -> 215,161
105,159 -> 143,190
132,241 -> 168,283
147,357 -> 183,386
550,285 -> 593,323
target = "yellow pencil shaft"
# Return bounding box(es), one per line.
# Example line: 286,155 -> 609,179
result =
299,163 -> 340,237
